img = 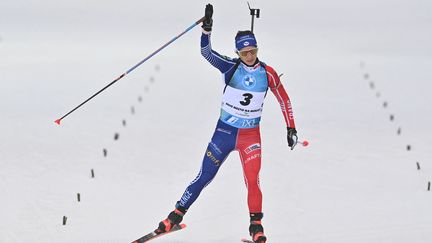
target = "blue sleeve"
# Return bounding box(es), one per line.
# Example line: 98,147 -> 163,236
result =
201,32 -> 237,74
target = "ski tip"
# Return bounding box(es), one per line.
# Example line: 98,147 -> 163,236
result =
302,140 -> 309,146
241,238 -> 254,243
54,119 -> 61,125
179,223 -> 187,229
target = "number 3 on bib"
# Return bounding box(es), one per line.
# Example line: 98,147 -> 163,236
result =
240,93 -> 253,106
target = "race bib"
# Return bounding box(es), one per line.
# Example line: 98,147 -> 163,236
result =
221,86 -> 265,119
219,63 -> 269,128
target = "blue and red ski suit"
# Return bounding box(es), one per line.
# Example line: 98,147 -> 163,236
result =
176,32 -> 296,213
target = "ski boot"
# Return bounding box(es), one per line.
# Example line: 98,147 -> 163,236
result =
156,206 -> 187,233
249,212 -> 267,243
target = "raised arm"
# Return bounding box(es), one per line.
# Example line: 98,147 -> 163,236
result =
200,32 -> 237,74
200,4 -> 237,77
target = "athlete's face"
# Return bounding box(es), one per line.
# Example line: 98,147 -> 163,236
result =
237,46 -> 258,66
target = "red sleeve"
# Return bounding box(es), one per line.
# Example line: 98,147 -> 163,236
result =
265,65 -> 296,128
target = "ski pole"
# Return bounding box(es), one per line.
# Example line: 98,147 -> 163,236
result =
55,16 -> 206,125
291,139 -> 309,150
247,2 -> 260,33
298,140 -> 309,147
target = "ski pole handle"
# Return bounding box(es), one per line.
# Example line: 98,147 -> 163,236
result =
197,16 -> 206,24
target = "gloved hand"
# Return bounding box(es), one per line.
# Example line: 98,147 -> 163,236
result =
202,3 -> 213,32
287,127 -> 298,150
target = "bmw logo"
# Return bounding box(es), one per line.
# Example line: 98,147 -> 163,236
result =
243,75 -> 256,88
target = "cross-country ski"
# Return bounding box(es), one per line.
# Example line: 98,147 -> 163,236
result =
131,224 -> 186,243
241,237 -> 255,243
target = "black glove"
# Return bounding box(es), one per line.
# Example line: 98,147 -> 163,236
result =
202,3 -> 213,32
287,127 -> 298,150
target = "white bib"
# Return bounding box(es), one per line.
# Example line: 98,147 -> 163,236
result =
221,85 -> 265,119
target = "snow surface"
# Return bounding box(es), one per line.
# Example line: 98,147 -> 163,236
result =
1,0 -> 432,242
